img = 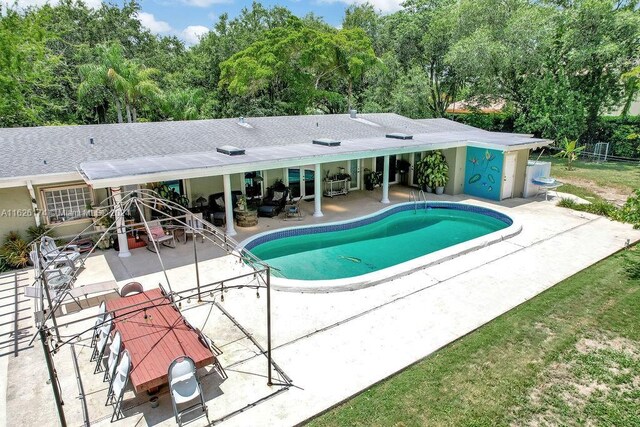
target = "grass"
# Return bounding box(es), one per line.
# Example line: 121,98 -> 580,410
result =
545,156 -> 640,195
308,248 -> 640,427
556,183 -> 605,203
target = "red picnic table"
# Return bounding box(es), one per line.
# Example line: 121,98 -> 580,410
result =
106,288 -> 215,393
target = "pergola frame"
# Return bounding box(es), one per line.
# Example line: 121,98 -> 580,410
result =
28,190 -> 289,426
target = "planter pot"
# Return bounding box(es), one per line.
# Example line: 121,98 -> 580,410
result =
435,186 -> 445,195
425,186 -> 433,193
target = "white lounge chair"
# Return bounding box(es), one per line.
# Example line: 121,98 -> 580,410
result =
168,356 -> 208,426
29,250 -> 73,301
108,350 -> 131,422
103,330 -> 122,383
40,236 -> 84,270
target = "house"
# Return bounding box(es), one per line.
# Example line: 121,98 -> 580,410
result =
0,112 -> 550,254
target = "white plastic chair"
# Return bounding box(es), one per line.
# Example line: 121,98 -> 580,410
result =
103,330 -> 122,382
185,213 -> 205,243
30,250 -> 73,281
108,350 -> 131,421
168,356 -> 208,426
40,236 -> 84,270
91,313 -> 112,371
91,301 -> 107,348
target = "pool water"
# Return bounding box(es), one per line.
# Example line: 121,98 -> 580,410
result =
249,208 -> 509,280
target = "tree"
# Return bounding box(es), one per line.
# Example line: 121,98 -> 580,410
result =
162,88 -> 205,121
219,19 -> 377,114
78,43 -> 129,123
122,62 -> 162,122
555,138 -> 585,170
0,6 -> 63,127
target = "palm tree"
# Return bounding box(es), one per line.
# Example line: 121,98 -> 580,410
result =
122,61 -> 162,123
162,88 -> 205,121
78,43 -> 129,123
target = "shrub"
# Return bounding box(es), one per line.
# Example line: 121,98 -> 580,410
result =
624,251 -> 640,279
0,231 -> 30,269
617,189 -> 640,228
580,200 -> 619,217
26,224 -> 53,243
557,197 -> 578,208
448,112 -> 516,133
0,257 -> 9,273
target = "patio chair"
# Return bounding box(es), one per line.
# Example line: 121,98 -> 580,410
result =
92,313 -> 112,370
284,196 -> 303,220
258,188 -> 289,218
40,236 -> 84,270
196,331 -> 227,379
142,220 -> 175,252
168,356 -> 208,427
207,191 -> 242,226
185,212 -> 205,243
119,282 -> 144,297
103,330 -> 122,383
108,350 -> 131,422
30,250 -> 73,294
91,301 -> 107,348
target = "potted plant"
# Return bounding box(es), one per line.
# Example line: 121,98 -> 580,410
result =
416,151 -> 449,194
364,168 -> 382,191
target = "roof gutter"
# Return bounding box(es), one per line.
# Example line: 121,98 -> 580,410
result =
0,172 -> 82,189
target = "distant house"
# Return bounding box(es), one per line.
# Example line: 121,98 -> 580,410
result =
446,98 -> 507,115
0,112 -> 549,251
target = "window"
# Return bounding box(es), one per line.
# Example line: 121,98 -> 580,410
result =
244,172 -> 263,199
42,185 -> 93,224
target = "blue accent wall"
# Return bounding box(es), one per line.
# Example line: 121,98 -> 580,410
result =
464,147 -> 503,201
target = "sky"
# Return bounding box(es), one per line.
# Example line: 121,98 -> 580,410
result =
14,0 -> 404,45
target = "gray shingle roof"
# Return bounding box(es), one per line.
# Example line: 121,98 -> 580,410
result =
0,113 -> 545,181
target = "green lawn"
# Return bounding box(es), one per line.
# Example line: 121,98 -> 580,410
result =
546,156 -> 640,195
308,249 -> 640,427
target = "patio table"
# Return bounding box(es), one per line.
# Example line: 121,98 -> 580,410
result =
106,288 -> 215,393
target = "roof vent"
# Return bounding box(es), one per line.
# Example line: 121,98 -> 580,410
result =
349,109 -> 357,119
386,133 -> 413,140
313,138 -> 341,147
216,145 -> 246,156
237,116 -> 252,128
89,137 -> 94,145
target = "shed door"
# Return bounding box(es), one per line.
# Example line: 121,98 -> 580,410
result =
501,152 -> 517,199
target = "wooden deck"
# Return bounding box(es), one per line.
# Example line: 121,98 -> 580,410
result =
107,288 -> 215,393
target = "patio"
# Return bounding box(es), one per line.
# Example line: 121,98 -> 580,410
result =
2,186 -> 640,427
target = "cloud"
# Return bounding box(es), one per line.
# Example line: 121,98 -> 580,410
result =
12,0 -> 102,9
181,25 -> 210,45
136,11 -> 173,34
317,0 -> 402,13
136,11 -> 207,45
180,0 -> 231,8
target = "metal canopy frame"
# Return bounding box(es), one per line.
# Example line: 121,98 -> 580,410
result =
27,190 -> 290,426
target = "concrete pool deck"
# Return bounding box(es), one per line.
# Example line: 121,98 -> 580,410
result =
2,188 -> 640,426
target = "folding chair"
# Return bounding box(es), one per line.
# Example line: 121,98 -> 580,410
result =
103,330 -> 122,383
168,356 -> 208,426
108,350 -> 131,422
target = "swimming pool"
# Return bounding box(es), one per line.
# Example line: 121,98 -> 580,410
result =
238,202 -> 521,292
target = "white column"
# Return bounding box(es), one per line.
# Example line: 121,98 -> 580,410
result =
381,155 -> 390,204
313,163 -> 323,217
223,174 -> 236,236
111,187 -> 131,258
26,181 -> 41,226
